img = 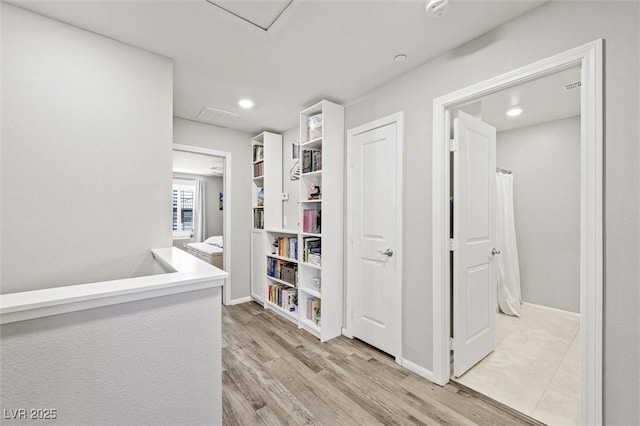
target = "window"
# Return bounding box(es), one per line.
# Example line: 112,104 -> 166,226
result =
173,180 -> 196,238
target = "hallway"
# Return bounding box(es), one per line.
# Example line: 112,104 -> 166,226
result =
222,302 -> 541,425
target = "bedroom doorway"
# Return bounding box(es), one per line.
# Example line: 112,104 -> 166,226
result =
172,144 -> 233,305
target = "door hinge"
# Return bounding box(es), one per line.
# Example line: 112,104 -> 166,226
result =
448,138 -> 458,152
450,337 -> 455,350
449,238 -> 457,251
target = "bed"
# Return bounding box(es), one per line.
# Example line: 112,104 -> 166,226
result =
187,236 -> 224,270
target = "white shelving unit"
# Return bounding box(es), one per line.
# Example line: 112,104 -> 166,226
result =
297,99 -> 344,342
264,229 -> 299,324
250,132 -> 282,304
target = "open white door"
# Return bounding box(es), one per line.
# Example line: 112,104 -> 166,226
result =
348,121 -> 400,357
453,111 -> 497,377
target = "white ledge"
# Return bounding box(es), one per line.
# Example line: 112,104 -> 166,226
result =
0,247 -> 228,325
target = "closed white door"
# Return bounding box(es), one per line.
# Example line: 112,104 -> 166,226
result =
453,111 -> 497,377
348,121 -> 400,357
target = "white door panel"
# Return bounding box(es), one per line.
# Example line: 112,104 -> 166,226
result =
350,122 -> 399,357
453,111 -> 497,377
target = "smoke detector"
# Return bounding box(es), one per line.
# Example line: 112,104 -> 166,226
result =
425,0 -> 451,17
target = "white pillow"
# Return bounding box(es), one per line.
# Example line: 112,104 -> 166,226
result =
204,236 -> 223,248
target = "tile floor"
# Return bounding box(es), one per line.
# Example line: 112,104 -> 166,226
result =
453,304 -> 580,425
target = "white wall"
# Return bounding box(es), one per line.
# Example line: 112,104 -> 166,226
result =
1,288 -> 222,425
497,117 -> 580,313
344,2 -> 639,423
1,4 -> 173,293
0,8 -> 222,424
173,118 -> 252,302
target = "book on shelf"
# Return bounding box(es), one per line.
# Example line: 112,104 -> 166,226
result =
306,297 -> 321,326
268,284 -> 297,312
253,161 -> 264,178
302,237 -> 321,264
253,144 -> 264,162
302,149 -> 322,173
267,258 -> 298,286
274,236 -> 298,260
253,209 -> 264,229
302,209 -> 321,234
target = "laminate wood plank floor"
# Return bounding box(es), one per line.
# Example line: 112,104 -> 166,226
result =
222,302 -> 541,426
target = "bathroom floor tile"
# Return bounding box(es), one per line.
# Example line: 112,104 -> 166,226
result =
452,305 -> 580,422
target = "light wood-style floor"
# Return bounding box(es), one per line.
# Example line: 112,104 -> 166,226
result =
222,302 -> 541,425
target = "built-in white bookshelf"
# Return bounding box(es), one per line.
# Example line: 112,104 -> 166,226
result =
297,99 -> 344,342
264,229 -> 299,323
250,132 -> 282,304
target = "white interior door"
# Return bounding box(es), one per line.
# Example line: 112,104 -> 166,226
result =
349,121 -> 399,357
453,111 -> 497,377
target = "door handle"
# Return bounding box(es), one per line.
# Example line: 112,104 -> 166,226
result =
491,248 -> 501,256
378,249 -> 394,257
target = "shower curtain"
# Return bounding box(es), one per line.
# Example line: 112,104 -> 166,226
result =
496,172 -> 522,317
193,179 -> 207,243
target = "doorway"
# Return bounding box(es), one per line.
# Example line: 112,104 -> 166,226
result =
449,66 -> 582,424
345,112 -> 404,361
173,144 -> 233,306
431,40 -> 603,425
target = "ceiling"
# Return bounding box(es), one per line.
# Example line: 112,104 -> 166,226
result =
173,150 -> 224,176
7,0 -> 545,134
476,66 -> 581,132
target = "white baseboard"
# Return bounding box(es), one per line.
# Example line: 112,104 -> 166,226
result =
227,296 -> 252,306
401,358 -> 436,383
522,302 -> 580,320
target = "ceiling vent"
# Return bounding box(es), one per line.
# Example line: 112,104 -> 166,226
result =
196,107 -> 240,128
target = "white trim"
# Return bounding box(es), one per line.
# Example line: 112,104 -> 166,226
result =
522,302 -> 580,321
401,358 -> 435,382
173,144 -> 233,306
431,40 -> 603,425
228,296 -> 252,306
0,248 -> 227,325
346,112 -> 404,362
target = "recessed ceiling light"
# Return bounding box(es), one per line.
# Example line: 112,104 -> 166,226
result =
506,107 -> 523,117
238,99 -> 254,109
394,54 -> 407,63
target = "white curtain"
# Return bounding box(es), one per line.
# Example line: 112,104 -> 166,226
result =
193,179 -> 207,243
496,172 -> 522,317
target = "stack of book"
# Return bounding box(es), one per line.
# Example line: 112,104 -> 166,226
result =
268,284 -> 297,312
302,237 -> 321,265
306,297 -> 321,325
302,209 -> 321,234
267,258 -> 297,286
253,161 -> 264,178
275,237 -> 298,260
302,149 -> 322,173
253,209 -> 264,229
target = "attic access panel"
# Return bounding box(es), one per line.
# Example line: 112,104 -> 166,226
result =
205,0 -> 295,32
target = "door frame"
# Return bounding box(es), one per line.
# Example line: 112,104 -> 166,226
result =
173,143 -> 233,306
345,112 -> 404,363
431,39 -> 603,425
